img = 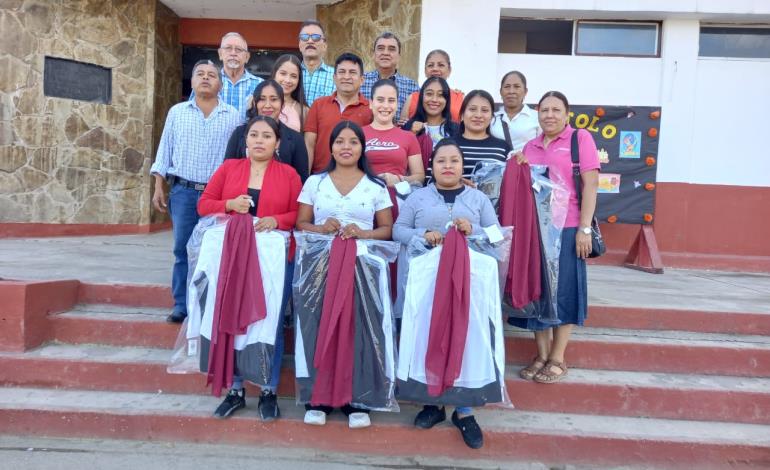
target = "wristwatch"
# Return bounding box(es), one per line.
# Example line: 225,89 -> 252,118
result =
580,226 -> 592,235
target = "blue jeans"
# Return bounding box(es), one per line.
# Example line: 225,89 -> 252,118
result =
168,183 -> 202,314
233,261 -> 294,392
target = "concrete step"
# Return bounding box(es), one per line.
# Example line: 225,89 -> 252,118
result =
506,326 -> 770,377
2,343 -> 769,425
1,387 -> 768,469
49,305 -> 770,376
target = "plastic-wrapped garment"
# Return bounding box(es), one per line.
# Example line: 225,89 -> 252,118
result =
471,161 -> 506,212
397,234 -> 512,408
168,215 -> 289,387
293,232 -> 400,412
530,165 -> 569,324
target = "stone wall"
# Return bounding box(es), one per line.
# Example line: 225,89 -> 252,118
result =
317,0 -> 422,81
151,1 -> 181,224
0,0 -> 180,225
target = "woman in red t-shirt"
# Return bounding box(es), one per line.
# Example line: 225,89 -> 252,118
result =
363,78 -> 424,218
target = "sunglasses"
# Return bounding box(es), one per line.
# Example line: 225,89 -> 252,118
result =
299,33 -> 324,42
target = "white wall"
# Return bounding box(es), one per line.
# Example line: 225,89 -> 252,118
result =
420,0 -> 770,187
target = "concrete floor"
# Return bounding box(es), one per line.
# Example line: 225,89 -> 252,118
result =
1,231 -> 769,314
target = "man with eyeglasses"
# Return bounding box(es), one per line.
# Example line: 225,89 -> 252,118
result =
190,32 -> 262,122
298,20 -> 335,107
304,52 -> 373,174
361,31 -> 418,123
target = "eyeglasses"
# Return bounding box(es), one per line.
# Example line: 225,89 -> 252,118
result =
299,33 -> 324,42
221,45 -> 247,54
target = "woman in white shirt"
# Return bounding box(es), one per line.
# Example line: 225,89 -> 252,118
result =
490,71 -> 540,153
295,120 -> 393,429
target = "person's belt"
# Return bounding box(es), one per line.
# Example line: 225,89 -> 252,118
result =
168,174 -> 206,191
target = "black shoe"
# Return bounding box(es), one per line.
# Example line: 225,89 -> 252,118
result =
166,310 -> 187,323
258,389 -> 280,422
213,388 -> 245,419
451,410 -> 483,449
414,405 -> 446,429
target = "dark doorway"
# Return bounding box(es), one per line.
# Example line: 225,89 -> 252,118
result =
181,46 -> 301,99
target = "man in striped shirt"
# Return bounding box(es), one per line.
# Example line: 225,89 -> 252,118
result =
298,20 -> 335,106
151,60 -> 241,323
190,32 -> 263,122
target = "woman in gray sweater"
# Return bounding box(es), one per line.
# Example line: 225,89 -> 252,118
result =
392,138 -> 500,449
393,139 -> 498,246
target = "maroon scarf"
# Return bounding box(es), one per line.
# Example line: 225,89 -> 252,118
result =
311,236 -> 358,407
498,160 -> 542,308
207,213 -> 268,397
425,227 -> 471,396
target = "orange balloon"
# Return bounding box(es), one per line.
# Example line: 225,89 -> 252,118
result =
607,215 -> 618,223
596,107 -> 605,117
643,213 -> 654,223
649,110 -> 661,120
646,156 -> 656,166
644,182 -> 656,191
648,128 -> 658,138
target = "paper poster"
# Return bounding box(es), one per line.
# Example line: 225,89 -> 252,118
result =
619,131 -> 641,158
598,173 -> 621,194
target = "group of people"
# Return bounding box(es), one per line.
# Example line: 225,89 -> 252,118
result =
151,21 -> 600,450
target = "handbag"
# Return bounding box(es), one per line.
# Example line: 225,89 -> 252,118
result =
570,130 -> 606,258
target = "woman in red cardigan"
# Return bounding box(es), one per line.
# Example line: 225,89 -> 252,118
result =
197,115 -> 302,422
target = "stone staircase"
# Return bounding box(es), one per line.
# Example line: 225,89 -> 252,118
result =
1,284 -> 769,468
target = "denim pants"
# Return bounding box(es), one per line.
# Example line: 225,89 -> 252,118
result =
233,261 -> 294,392
168,183 -> 202,314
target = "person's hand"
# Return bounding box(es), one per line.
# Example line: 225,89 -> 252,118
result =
152,185 -> 167,213
254,216 -> 278,232
461,177 -> 477,188
511,151 -> 528,165
576,229 -> 592,259
454,218 -> 472,236
395,116 -> 408,127
320,217 -> 341,235
379,173 -> 402,187
424,230 -> 443,247
226,195 -> 252,214
410,121 -> 425,134
341,223 -> 366,240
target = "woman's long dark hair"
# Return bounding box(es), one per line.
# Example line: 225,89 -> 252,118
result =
246,79 -> 285,120
459,89 -> 496,135
271,54 -> 308,130
324,120 -> 385,187
414,76 -> 451,126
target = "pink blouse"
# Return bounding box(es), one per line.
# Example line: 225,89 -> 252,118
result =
523,125 -> 600,227
279,103 -> 302,132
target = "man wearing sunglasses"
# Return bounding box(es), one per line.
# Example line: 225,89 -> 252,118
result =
298,20 -> 335,107
190,32 -> 263,122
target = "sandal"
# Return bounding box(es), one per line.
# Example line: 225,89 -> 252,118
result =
533,360 -> 568,384
519,356 -> 547,380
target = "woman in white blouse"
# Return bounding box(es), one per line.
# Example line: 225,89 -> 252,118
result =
295,120 -> 393,429
490,71 -> 540,153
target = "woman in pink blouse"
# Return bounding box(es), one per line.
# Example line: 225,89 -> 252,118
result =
510,91 -> 600,384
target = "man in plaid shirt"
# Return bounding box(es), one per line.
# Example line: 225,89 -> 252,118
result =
298,20 -> 336,107
190,32 -> 262,122
361,31 -> 419,124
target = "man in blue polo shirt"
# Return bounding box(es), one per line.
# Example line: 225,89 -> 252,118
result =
151,60 -> 240,323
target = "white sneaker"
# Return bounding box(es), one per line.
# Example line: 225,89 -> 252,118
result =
348,412 -> 371,429
304,410 -> 326,426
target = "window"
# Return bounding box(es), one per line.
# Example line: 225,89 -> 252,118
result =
43,57 -> 111,104
498,19 -> 572,55
575,21 -> 660,57
498,19 -> 661,57
699,26 -> 770,58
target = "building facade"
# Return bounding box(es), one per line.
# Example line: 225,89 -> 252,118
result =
1,0 -> 768,266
